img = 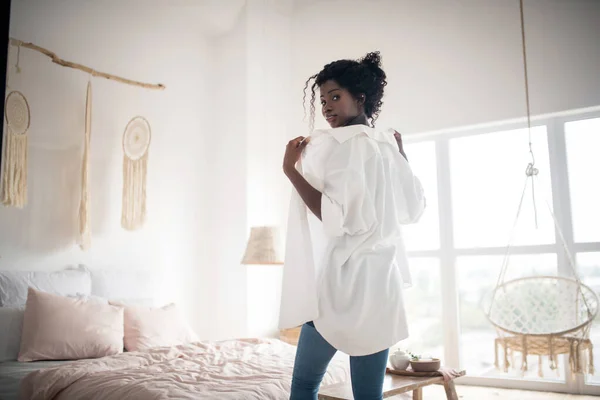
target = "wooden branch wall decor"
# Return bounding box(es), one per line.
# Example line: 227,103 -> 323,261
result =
9,38 -> 166,90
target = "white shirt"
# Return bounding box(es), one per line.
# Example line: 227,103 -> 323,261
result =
279,124 -> 426,356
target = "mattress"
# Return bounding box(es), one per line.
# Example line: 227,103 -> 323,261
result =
0,360 -> 72,400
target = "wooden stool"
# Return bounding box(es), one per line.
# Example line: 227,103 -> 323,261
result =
318,369 -> 465,400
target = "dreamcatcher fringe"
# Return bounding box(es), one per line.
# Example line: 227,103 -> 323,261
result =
121,151 -> 147,230
1,127 -> 28,208
78,82 -> 92,250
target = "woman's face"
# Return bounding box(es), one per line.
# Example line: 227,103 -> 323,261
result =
319,80 -> 363,128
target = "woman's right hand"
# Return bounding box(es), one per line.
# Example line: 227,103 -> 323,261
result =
283,136 -> 310,174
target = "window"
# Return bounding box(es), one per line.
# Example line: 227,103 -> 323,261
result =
402,141 -> 439,251
449,127 -> 555,248
400,257 -> 443,360
566,118 -> 600,243
403,111 -> 600,393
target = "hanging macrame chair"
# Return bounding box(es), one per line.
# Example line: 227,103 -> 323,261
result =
481,0 -> 599,378
481,168 -> 599,377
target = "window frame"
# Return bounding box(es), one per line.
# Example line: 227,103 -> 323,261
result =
402,107 -> 600,395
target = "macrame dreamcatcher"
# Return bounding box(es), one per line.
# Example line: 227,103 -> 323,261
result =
78,81 -> 92,250
121,116 -> 150,230
1,91 -> 30,208
481,0 -> 598,378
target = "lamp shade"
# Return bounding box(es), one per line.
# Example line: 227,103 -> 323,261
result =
241,226 -> 284,265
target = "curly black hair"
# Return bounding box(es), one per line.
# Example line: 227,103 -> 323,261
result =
303,51 -> 387,132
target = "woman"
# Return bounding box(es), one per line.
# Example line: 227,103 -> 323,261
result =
281,51 -> 425,400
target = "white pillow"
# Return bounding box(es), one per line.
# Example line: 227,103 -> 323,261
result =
87,268 -> 157,306
0,307 -> 25,362
69,293 -> 109,304
0,268 -> 92,307
108,298 -> 155,307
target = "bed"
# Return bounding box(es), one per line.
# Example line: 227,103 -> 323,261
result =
7,338 -> 349,400
0,360 -> 71,400
0,267 -> 351,400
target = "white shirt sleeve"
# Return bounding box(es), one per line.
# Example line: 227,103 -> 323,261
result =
320,144 -> 379,238
392,152 -> 426,224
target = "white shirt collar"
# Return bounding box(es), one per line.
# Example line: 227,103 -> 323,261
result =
312,124 -> 374,143
312,124 -> 398,149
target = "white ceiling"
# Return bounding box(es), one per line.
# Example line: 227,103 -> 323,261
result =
88,0 -> 247,36
76,0 -> 338,36
158,0 -> 247,36
193,0 -> 246,36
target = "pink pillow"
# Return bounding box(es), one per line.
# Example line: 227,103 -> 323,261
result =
112,302 -> 197,351
18,288 -> 124,362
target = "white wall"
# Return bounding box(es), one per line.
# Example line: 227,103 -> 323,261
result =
203,12 -> 249,340
1,0 -> 211,336
207,0 -> 294,339
291,0 -> 600,134
244,0 -> 293,338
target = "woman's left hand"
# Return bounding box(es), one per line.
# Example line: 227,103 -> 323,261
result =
283,136 -> 310,174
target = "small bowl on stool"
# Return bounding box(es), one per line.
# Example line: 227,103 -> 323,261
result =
410,358 -> 441,372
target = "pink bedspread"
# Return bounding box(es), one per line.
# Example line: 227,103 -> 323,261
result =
20,338 -> 350,400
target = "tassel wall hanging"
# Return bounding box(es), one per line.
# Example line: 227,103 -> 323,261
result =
121,116 -> 150,230
78,81 -> 92,250
4,38 -> 164,241
1,91 -> 30,208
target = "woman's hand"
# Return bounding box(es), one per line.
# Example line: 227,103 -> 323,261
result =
283,136 -> 310,174
393,130 -> 408,161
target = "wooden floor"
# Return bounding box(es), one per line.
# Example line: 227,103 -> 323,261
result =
391,385 -> 599,399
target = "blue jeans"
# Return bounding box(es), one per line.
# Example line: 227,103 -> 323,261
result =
290,322 -> 389,400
